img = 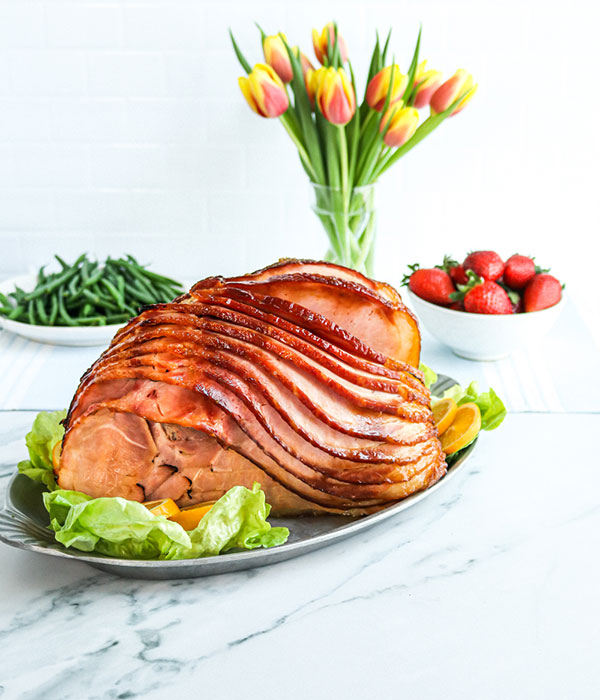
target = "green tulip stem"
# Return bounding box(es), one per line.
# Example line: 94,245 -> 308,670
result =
280,113 -> 318,182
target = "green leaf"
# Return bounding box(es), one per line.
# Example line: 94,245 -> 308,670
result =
419,363 -> 438,390
402,26 -> 422,102
361,33 -> 382,118
330,22 -> 342,68
449,269 -> 483,302
400,262 -> 419,287
187,482 -> 289,554
17,409 -> 66,490
381,29 -> 392,65
43,483 -> 289,560
346,61 -> 361,187
497,279 -> 520,305
229,29 -> 252,74
281,36 -> 326,184
436,254 -> 459,272
255,22 -> 267,44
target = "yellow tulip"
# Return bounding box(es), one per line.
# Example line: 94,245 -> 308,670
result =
262,34 -> 314,84
263,34 -> 293,83
312,66 -> 356,125
366,64 -> 408,111
430,69 -> 477,116
380,103 -> 419,147
238,64 -> 289,118
312,22 -> 348,65
413,69 -> 443,109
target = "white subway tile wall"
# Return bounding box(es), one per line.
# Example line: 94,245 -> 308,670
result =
0,0 -> 598,297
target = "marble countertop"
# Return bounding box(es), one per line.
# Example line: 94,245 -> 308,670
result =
1,409 -> 599,699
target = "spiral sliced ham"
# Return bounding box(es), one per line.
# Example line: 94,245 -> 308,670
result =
58,260 -> 446,515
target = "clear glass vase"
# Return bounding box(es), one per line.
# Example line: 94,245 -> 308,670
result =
310,183 -> 377,277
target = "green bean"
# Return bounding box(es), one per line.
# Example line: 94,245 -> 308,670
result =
90,284 -> 121,312
154,281 -> 181,301
55,254 -> 70,270
27,299 -> 37,325
100,278 -> 124,310
24,267 -> 79,301
57,291 -> 77,326
123,281 -> 155,305
36,298 -> 49,325
72,315 -> 107,325
105,313 -> 130,324
7,306 -> 25,321
80,259 -> 90,284
67,271 -> 81,298
48,295 -> 58,325
82,267 -> 104,289
116,275 -> 125,300
13,286 -> 27,303
81,288 -> 107,309
3,253 -> 182,327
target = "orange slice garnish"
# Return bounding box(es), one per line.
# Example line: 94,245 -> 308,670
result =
432,398 -> 458,436
439,402 -> 481,455
52,441 -> 62,469
143,498 -> 181,519
169,502 -> 215,530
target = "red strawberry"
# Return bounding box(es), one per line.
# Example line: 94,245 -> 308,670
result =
523,274 -> 562,312
503,254 -> 536,290
408,268 -> 455,306
463,251 -> 505,281
437,255 -> 469,286
449,263 -> 468,286
463,280 -> 513,314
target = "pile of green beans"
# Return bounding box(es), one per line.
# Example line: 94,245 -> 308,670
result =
0,254 -> 184,327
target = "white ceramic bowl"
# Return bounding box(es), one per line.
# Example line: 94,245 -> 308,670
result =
0,273 -> 125,347
407,289 -> 565,361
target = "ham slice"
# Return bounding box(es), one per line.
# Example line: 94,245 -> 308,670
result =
59,260 -> 446,515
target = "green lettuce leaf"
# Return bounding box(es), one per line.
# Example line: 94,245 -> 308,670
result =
43,482 -> 289,560
441,381 -> 506,431
419,363 -> 438,390
187,482 -> 289,555
18,410 -> 66,490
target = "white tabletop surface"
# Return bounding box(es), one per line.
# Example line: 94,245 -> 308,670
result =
0,299 -> 599,699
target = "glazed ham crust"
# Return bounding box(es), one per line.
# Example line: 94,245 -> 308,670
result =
59,260 -> 446,515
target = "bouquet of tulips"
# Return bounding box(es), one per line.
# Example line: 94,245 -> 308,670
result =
230,22 -> 477,275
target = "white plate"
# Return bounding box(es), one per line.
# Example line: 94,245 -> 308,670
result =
0,273 -> 129,347
0,375 -> 476,579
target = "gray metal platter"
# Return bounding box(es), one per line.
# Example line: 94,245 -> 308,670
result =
0,374 -> 475,580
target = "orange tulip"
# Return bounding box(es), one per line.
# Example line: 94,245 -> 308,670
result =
413,65 -> 443,109
312,22 -> 348,65
430,69 -> 477,116
380,103 -> 419,147
313,66 -> 355,125
366,64 -> 408,111
238,64 -> 289,118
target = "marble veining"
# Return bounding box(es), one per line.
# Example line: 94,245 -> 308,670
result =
1,411 -> 599,700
